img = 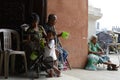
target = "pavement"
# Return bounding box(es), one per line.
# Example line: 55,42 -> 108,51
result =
0,54 -> 120,80
63,68 -> 120,80
63,54 -> 120,80
0,71 -> 81,80
1,68 -> 120,80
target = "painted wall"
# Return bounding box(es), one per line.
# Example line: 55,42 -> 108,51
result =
88,6 -> 102,40
47,0 -> 88,68
88,18 -> 96,40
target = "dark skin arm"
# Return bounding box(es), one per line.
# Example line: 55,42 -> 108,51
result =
57,32 -> 62,37
88,45 -> 104,56
41,26 -> 47,38
88,50 -> 103,56
45,38 -> 51,49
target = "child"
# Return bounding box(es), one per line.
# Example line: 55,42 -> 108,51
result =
44,30 -> 61,77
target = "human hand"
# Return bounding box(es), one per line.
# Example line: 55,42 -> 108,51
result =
57,32 -> 63,37
61,31 -> 69,39
97,52 -> 104,56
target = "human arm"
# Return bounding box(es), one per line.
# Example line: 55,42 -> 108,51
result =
46,39 -> 55,49
40,26 -> 47,37
96,43 -> 104,54
24,28 -> 32,42
88,43 -> 103,56
88,48 -> 103,56
57,32 -> 62,37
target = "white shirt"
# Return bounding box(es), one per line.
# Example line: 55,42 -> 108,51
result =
44,39 -> 57,60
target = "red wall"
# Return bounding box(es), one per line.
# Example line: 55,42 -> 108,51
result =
47,0 -> 88,68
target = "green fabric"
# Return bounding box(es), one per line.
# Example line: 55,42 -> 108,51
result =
27,25 -> 45,61
40,39 -> 45,49
27,25 -> 44,42
86,42 -> 101,70
30,51 -> 38,61
27,25 -> 46,49
88,42 -> 100,52
85,54 -> 99,70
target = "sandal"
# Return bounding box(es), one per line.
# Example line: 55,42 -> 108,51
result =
107,66 -> 112,70
111,64 -> 119,71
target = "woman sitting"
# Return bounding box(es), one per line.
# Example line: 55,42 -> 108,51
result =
85,35 -> 118,71
24,13 -> 46,69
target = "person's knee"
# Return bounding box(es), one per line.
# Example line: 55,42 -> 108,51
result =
88,54 -> 94,59
88,54 -> 99,63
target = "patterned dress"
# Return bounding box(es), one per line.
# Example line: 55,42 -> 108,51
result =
25,25 -> 46,68
85,42 -> 110,70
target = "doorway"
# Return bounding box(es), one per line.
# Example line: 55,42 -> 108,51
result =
0,0 -> 47,29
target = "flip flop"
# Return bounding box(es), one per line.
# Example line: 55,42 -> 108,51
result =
111,64 -> 119,71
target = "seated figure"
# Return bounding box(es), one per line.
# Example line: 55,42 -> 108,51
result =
23,13 -> 46,70
43,14 -> 68,69
85,35 -> 118,71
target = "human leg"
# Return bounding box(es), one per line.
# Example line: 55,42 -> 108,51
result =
49,69 -> 54,77
102,60 -> 118,70
100,55 -> 118,70
62,48 -> 68,62
53,60 -> 61,77
85,54 -> 99,70
103,62 -> 118,70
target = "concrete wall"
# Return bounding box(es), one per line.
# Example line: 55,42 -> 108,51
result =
47,0 -> 88,68
88,18 -> 97,40
88,6 -> 102,40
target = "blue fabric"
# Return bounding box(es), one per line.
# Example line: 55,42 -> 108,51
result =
98,55 -> 110,63
57,46 -> 68,62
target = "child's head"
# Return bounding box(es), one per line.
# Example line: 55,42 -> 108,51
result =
47,30 -> 56,39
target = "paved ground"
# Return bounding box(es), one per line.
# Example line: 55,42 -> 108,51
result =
1,68 -> 120,80
0,72 -> 80,80
0,54 -> 120,80
63,54 -> 120,80
63,69 -> 120,80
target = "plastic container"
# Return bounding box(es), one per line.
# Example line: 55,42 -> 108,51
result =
61,31 -> 69,39
30,51 -> 38,61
